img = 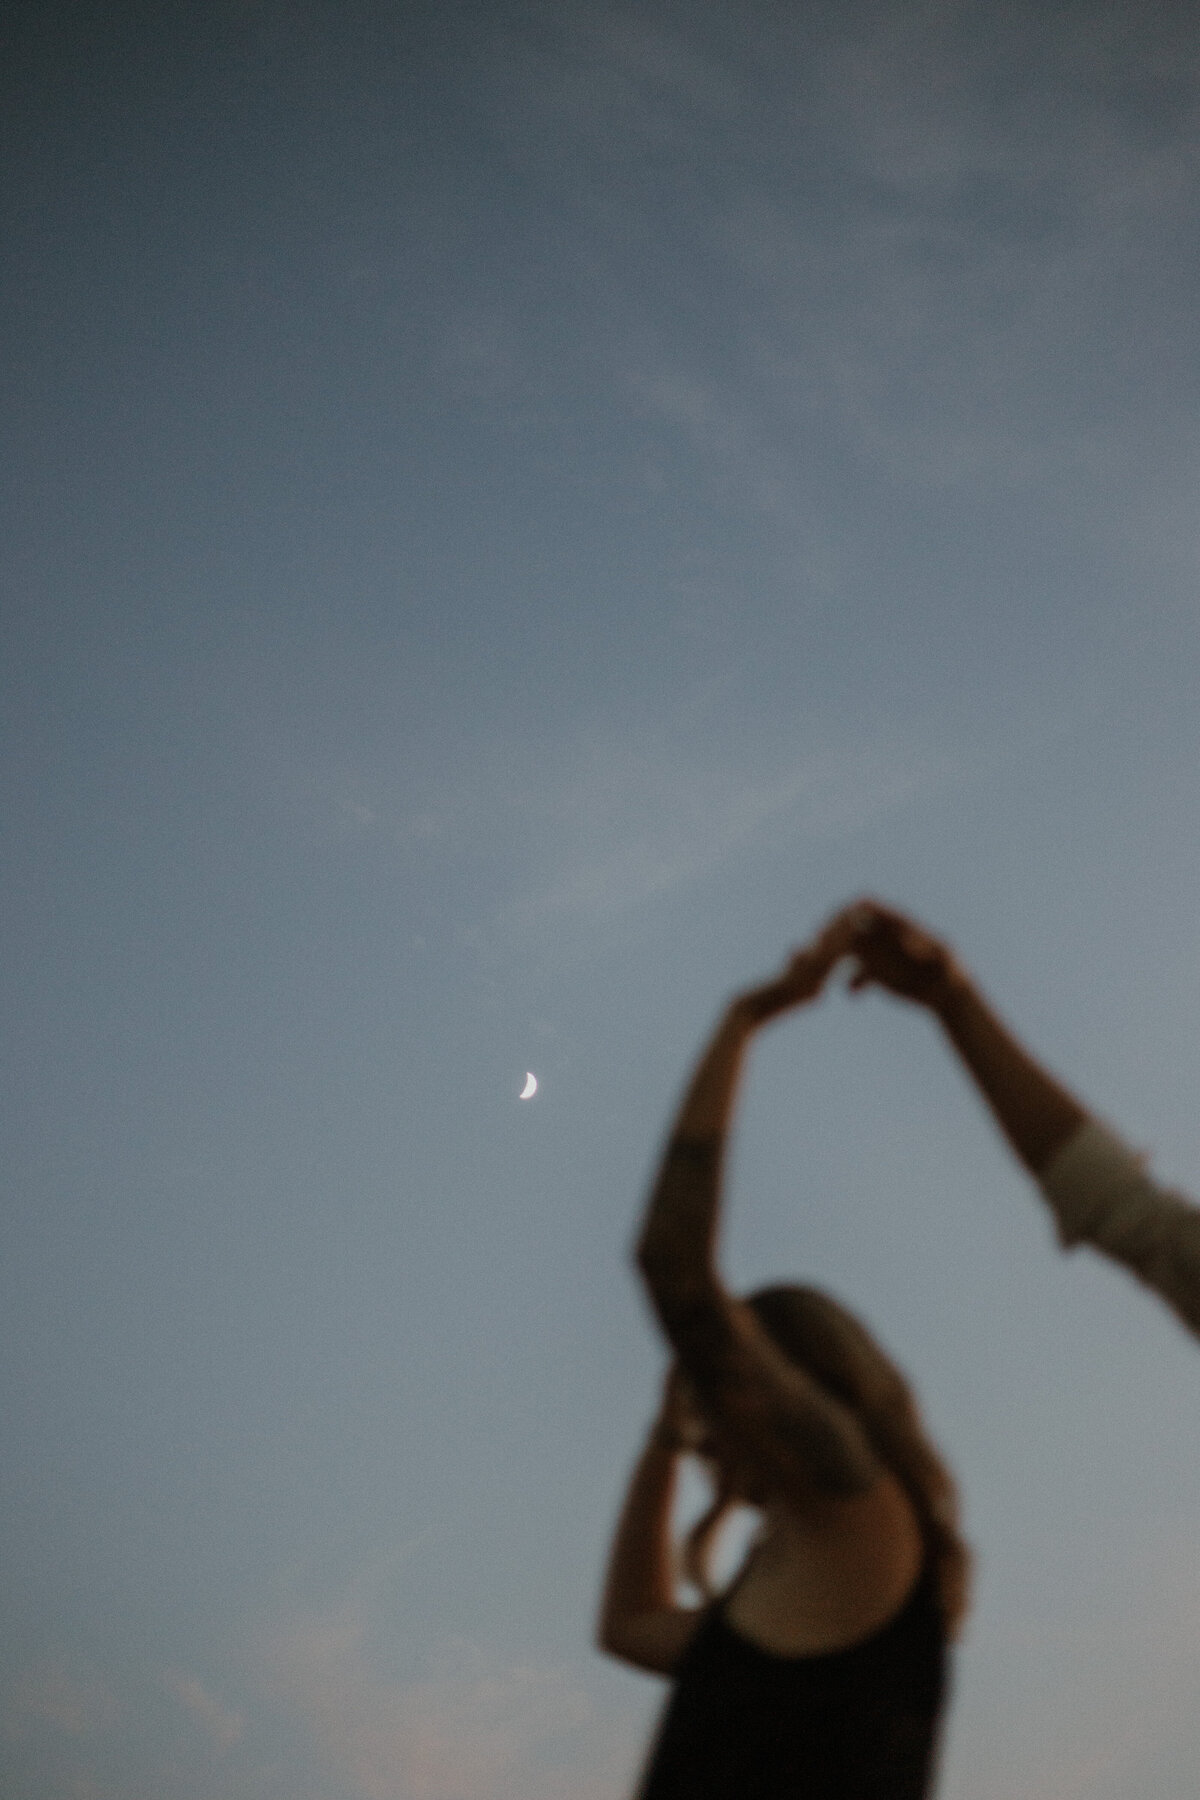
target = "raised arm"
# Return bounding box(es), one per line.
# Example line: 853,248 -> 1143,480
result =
840,899 -> 1086,1174
635,920 -> 879,1500
842,899 -> 1200,1341
596,1368 -> 703,1676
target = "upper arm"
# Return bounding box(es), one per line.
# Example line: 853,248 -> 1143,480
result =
637,1130 -> 877,1500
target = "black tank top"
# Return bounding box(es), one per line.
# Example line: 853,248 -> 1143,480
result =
635,1561 -> 948,1800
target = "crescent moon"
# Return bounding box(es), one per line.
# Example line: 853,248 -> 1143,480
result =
519,1072 -> 538,1100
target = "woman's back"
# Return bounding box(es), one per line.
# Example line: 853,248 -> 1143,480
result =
721,1472 -> 923,1657
636,1555 -> 947,1800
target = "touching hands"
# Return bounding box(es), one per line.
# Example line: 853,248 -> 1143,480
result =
838,899 -> 964,1011
735,912 -> 866,1027
734,899 -> 966,1031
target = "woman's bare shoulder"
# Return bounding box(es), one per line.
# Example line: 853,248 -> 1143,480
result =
724,1474 -> 924,1656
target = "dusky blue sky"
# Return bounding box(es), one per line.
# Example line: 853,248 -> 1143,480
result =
6,1 -> 1200,1795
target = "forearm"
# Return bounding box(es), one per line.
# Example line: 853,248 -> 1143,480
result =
926,949 -> 1200,1337
932,971 -> 1088,1175
843,900 -> 1088,1174
636,933 -> 851,1303
659,1000 -> 756,1143
597,1430 -> 682,1651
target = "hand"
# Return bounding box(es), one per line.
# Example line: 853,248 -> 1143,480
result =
735,911 -> 863,1026
837,898 -> 965,1010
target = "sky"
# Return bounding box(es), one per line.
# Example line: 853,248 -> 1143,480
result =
5,0 -> 1200,1794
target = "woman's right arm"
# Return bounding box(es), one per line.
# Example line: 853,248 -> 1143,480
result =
634,928 -> 881,1501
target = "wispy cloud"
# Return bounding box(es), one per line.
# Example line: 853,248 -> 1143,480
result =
264,687 -> 963,929
2,1663 -> 120,1741
161,1669 -> 245,1752
486,1 -> 1200,500
946,1522 -> 1200,1800
261,1596 -> 634,1800
516,730 -> 954,924
488,0 -> 741,167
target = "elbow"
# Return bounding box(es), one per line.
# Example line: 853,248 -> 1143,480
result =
596,1609 -> 694,1678
634,1234 -> 665,1286
595,1608 -> 633,1665
595,1615 -> 660,1676
634,1229 -> 678,1303
634,1230 -> 711,1297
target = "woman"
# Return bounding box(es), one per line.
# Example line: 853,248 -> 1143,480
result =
597,911 -> 969,1800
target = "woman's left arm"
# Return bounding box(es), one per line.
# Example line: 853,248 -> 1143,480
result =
636,926 -> 879,1499
597,1371 -> 702,1676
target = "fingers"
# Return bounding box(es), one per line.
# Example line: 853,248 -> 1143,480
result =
800,899 -> 892,983
824,895 -> 886,933
837,898 -> 940,960
798,907 -> 870,973
822,900 -> 877,946
769,898 -> 949,1010
835,896 -> 920,937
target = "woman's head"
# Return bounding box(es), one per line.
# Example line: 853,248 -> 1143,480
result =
745,1284 -> 918,1433
683,1284 -> 971,1634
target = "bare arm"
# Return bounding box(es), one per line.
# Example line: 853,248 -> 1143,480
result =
841,899 -> 1200,1341
842,900 -> 1087,1174
596,1374 -> 701,1676
636,922 -> 880,1500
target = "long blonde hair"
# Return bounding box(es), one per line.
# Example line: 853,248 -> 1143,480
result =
682,1284 -> 970,1637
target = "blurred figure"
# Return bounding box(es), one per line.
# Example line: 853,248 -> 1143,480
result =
598,915 -> 967,1800
843,899 -> 1200,1342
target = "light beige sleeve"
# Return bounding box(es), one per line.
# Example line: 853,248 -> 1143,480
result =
1039,1119 -> 1200,1339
